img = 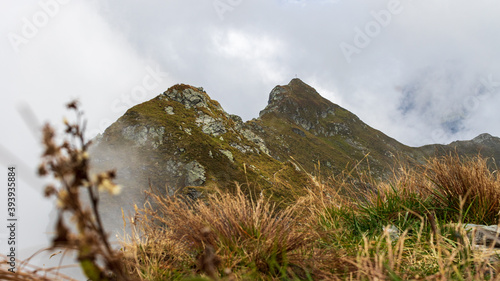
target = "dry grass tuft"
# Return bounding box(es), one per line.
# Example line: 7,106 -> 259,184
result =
123,184 -> 349,280
0,253 -> 78,281
424,154 -> 500,224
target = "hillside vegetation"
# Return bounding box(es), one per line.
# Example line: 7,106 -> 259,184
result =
121,153 -> 500,280
5,102 -> 500,280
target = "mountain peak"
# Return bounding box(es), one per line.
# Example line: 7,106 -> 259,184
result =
472,133 -> 496,144
288,77 -> 307,86
259,79 -> 334,118
162,84 -> 223,111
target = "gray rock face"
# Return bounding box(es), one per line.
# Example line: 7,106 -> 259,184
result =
462,224 -> 500,265
230,114 -> 244,131
220,149 -> 234,162
230,143 -> 254,154
184,187 -> 202,200
164,106 -> 175,115
268,86 -> 286,103
184,160 -> 206,186
230,114 -> 243,124
163,87 -> 219,110
321,109 -> 335,118
165,159 -> 183,177
195,113 -> 227,137
473,133 -> 494,144
259,86 -> 287,116
240,129 -> 270,155
292,128 -> 306,137
312,123 -> 351,137
384,225 -> 400,241
465,224 -> 500,247
121,125 -> 165,148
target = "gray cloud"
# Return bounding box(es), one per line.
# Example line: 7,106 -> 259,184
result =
2,0 -> 500,276
86,0 -> 500,146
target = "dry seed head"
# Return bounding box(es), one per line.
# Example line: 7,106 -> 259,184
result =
98,178 -> 122,195
44,185 -> 57,197
81,179 -> 91,187
56,190 -> 69,208
38,163 -> 48,176
66,100 -> 78,110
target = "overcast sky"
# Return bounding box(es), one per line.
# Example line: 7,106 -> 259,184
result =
2,0 -> 500,277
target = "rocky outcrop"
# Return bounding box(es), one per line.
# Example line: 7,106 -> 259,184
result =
239,129 -> 270,155
461,224 -> 500,266
259,86 -> 287,116
465,224 -> 500,247
184,161 -> 206,186
195,113 -> 227,137
314,122 -> 351,137
121,125 -> 165,148
219,149 -> 234,162
472,133 -> 497,145
164,106 -> 175,115
162,86 -> 219,110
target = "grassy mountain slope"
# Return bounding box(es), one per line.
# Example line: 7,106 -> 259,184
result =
91,83 -> 310,204
251,78 -> 425,179
90,79 -> 500,204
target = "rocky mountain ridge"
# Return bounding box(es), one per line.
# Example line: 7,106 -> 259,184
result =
90,79 -> 500,207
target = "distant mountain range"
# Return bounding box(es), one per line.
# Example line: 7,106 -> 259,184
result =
90,78 -> 500,207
